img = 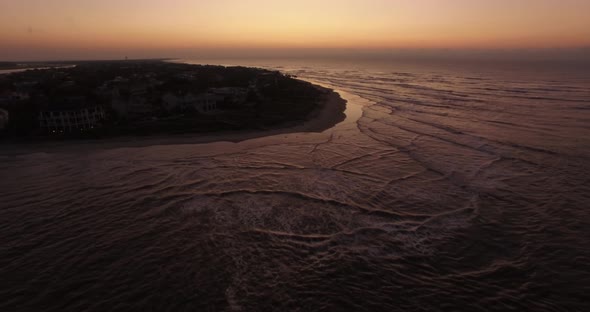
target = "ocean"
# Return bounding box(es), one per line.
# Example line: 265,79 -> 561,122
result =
1,58 -> 589,311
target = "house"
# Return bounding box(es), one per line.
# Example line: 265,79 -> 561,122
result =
13,91 -> 30,101
14,81 -> 38,89
110,83 -> 154,117
161,92 -> 184,111
111,96 -> 151,117
191,93 -> 222,113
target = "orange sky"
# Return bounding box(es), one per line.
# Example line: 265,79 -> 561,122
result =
1,0 -> 589,60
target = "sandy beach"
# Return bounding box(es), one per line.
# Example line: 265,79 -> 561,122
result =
0,85 -> 347,153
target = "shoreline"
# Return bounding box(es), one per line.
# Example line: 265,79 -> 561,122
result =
0,84 -> 347,153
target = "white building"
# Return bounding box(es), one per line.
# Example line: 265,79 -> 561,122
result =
190,93 -> 223,113
110,84 -> 153,117
111,97 -> 152,117
39,106 -> 105,133
0,91 -> 30,102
